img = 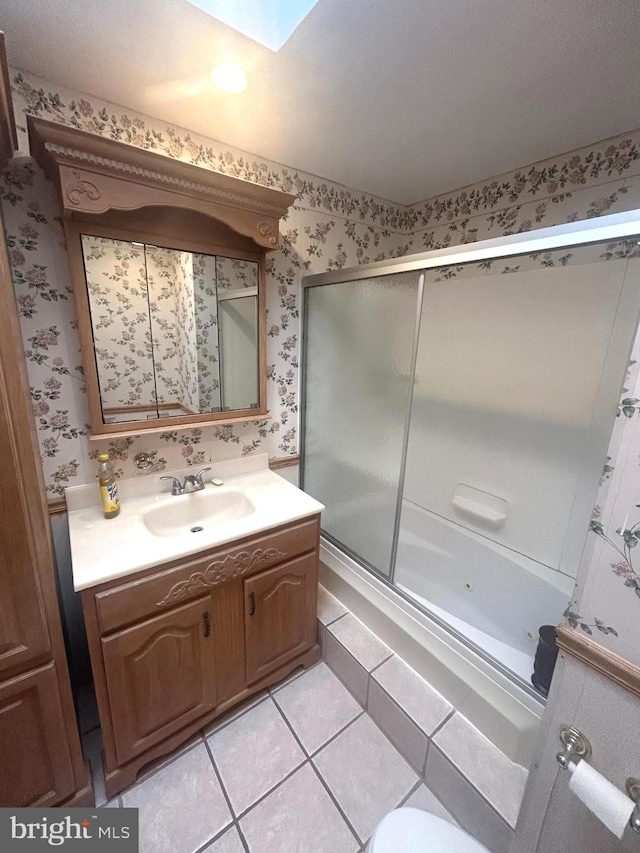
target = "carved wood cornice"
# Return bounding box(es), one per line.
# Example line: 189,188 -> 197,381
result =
156,547 -> 287,607
27,116 -> 296,250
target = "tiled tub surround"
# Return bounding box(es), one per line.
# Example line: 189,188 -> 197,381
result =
318,587 -> 528,853
79,585 -> 526,853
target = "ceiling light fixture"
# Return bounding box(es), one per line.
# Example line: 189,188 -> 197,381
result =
210,62 -> 248,94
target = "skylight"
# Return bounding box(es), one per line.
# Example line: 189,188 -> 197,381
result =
185,0 -> 320,51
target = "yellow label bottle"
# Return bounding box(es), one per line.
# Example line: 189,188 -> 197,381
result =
98,453 -> 120,519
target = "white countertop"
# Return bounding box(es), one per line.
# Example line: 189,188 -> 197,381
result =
66,454 -> 324,591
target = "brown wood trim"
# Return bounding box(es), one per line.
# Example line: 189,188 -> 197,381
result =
556,623 -> 640,699
269,454 -> 300,470
0,33 -> 18,169
47,499 -> 67,516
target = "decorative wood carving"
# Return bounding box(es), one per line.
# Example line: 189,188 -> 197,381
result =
0,33 -> 18,169
27,116 -> 296,250
156,547 -> 287,607
65,169 -> 101,205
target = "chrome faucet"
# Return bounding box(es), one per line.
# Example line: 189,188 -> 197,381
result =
160,467 -> 212,496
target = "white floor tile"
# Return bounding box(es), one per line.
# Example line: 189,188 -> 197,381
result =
273,662 -> 362,754
241,763 -> 359,853
202,826 -> 245,853
317,586 -> 348,626
327,613 -> 392,672
208,697 -> 305,815
313,715 -> 417,843
432,713 -> 527,827
372,656 -> 453,735
122,743 -> 232,853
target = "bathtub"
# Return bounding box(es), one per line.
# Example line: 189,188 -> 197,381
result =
394,500 -> 575,685
318,501 -> 576,766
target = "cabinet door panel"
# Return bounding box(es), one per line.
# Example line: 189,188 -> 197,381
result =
102,597 -> 216,764
0,398 -> 50,676
0,664 -> 75,806
245,554 -> 317,684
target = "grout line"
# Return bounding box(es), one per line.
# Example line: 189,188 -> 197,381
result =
234,758 -> 309,822
398,778 -> 423,807
322,648 -> 368,707
271,691 -> 311,760
369,652 -> 394,675
204,693 -> 270,739
370,678 -> 442,755
324,628 -> 391,693
326,620 -> 394,678
268,658 -> 324,696
430,743 -> 516,831
308,759 -> 363,847
203,737 -> 238,820
235,821 -> 251,853
192,821 -> 236,853
308,711 -> 366,759
422,739 -> 430,779
429,708 -> 456,741
322,610 -> 349,628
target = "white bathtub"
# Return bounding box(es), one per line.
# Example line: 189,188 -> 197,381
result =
394,500 -> 575,685
319,500 -> 576,766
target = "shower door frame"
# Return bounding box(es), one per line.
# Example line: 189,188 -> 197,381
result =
300,208 -> 640,693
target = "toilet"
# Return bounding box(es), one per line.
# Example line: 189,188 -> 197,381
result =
367,808 -> 490,852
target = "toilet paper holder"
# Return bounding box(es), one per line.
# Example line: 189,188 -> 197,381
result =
556,724 -> 640,835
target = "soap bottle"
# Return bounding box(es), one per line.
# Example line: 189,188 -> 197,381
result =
98,453 -> 120,519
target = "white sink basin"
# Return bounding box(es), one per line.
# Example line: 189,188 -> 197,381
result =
142,488 -> 256,537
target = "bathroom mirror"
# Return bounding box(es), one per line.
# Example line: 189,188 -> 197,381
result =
27,115 -> 296,438
80,235 -> 259,424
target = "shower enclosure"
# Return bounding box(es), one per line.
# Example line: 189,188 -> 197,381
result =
301,211 -> 640,695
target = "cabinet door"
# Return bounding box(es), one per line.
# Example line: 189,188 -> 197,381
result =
0,664 -> 75,807
0,368 -> 50,677
245,554 -> 317,684
102,596 -> 216,764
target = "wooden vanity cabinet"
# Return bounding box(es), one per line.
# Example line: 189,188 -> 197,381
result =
81,515 -> 321,797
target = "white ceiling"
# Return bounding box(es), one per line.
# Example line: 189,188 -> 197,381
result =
1,0 -> 639,204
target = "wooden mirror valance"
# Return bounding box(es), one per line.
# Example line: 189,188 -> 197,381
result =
27,116 -> 296,439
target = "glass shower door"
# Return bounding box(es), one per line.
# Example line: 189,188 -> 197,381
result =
302,271 -> 422,578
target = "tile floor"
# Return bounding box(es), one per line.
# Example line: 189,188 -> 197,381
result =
84,661 -> 457,853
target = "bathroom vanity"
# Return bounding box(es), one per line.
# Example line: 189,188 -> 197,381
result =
66,456 -> 323,797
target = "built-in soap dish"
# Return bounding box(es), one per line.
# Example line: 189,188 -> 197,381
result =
451,484 -> 508,528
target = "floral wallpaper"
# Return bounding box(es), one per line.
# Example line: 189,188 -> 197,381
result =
2,69 -> 640,665
1,69 -> 406,498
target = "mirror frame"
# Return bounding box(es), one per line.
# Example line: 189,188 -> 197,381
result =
27,116 -> 296,438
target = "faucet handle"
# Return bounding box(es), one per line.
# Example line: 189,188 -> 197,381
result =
195,467 -> 212,485
160,475 -> 184,496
